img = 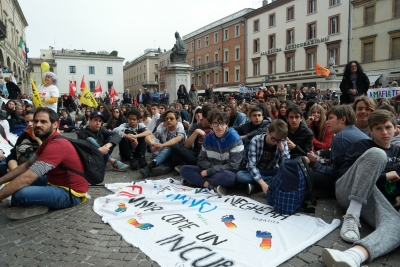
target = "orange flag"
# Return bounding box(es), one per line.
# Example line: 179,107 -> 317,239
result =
315,63 -> 330,77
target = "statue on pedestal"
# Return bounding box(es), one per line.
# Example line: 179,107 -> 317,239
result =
325,57 -> 337,80
170,32 -> 188,64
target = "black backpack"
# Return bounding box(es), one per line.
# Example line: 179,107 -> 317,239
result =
53,136 -> 105,185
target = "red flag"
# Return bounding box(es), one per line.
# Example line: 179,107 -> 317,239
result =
80,76 -> 86,92
69,78 -> 75,98
94,80 -> 102,97
109,85 -> 118,97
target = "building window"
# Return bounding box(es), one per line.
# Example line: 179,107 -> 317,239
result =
307,22 -> 316,39
252,58 -> 260,76
224,70 -> 229,83
254,20 -> 260,32
107,81 -> 113,92
191,42 -> 194,52
89,81 -> 95,92
206,74 -> 210,85
198,57 -> 201,66
285,51 -> 295,72
192,76 -> 195,85
235,69 -> 240,82
224,29 -> 229,40
329,48 -> 339,66
364,5 -> 375,26
254,39 -> 260,53
363,42 -> 374,62
205,55 -> 209,64
215,72 -> 219,84
224,50 -> 229,62
329,15 -> 339,34
198,75 -> 202,86
269,34 -> 275,49
330,0 -> 339,6
214,32 -> 219,43
215,53 -> 219,62
389,31 -> 400,59
89,66 -> 95,74
155,75 -> 158,82
269,13 -> 275,27
198,39 -> 201,49
395,0 -> 400,17
286,29 -> 294,45
308,0 -> 316,14
191,59 -> 194,67
69,66 -> 76,73
235,47 -> 240,60
287,6 -> 294,21
155,63 -> 158,69
107,67 -> 113,74
268,56 -> 276,74
205,36 -> 209,46
307,53 -> 316,69
235,25 -> 240,36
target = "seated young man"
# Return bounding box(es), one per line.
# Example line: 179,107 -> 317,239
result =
236,119 -> 289,195
140,109 -> 186,178
322,109 -> 400,267
307,105 -> 370,195
114,109 -> 152,170
233,107 -> 271,158
148,103 -> 160,133
285,104 -> 313,159
0,107 -> 88,219
76,111 -> 128,171
180,110 -> 244,195
170,104 -> 213,169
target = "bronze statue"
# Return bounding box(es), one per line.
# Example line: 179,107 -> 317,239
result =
170,32 -> 188,64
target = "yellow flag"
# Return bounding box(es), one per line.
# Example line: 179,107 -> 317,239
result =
80,85 -> 98,108
29,76 -> 44,108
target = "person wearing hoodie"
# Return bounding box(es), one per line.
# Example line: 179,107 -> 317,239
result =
180,109 -> 244,195
285,104 -> 313,159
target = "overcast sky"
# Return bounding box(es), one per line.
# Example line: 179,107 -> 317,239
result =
19,0 -> 260,62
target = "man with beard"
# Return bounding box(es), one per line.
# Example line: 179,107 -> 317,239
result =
0,107 -> 88,220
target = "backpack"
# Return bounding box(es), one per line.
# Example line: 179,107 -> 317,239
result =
266,157 -> 315,215
53,136 -> 105,185
16,140 -> 39,165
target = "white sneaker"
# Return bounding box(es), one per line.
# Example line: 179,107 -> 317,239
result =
322,248 -> 359,267
340,212 -> 361,242
7,206 -> 49,220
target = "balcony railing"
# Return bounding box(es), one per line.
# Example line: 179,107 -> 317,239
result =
141,80 -> 159,86
0,20 -> 6,40
193,61 -> 222,72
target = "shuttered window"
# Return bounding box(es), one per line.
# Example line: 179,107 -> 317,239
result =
363,42 -> 373,62
392,37 -> 400,59
395,0 -> 400,17
365,6 -> 374,25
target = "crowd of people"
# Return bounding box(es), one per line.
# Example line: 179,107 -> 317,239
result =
0,61 -> 400,266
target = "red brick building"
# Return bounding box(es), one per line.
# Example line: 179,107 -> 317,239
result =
183,9 -> 253,92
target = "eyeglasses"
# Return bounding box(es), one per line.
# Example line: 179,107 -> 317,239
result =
212,122 -> 227,127
270,136 -> 285,143
165,117 -> 176,121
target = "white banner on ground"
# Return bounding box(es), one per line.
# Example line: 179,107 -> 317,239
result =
93,178 -> 340,267
367,87 -> 400,99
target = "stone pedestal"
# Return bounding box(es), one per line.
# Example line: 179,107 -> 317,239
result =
316,80 -> 342,100
165,63 -> 193,103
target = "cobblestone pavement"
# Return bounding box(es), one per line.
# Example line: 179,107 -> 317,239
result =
0,132 -> 399,267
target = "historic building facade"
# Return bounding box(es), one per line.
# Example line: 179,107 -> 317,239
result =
0,0 -> 29,93
351,0 -> 400,86
123,48 -> 161,96
183,8 -> 253,93
245,0 -> 350,89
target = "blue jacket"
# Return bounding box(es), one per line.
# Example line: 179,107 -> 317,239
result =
315,125 -> 370,178
231,112 -> 248,127
198,128 -> 244,176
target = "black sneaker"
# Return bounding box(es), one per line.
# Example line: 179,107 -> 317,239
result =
129,158 -> 139,170
138,157 -> 148,168
139,165 -> 152,178
151,164 -> 171,176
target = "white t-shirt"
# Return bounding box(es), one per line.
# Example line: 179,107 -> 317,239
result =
154,122 -> 186,144
38,84 -> 60,112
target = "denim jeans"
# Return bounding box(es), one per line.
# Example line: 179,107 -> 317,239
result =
86,136 -> 114,162
11,175 -> 82,208
235,168 -> 278,185
153,147 -> 172,166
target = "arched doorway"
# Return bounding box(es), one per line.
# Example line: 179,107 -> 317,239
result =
6,56 -> 11,70
0,49 -> 4,67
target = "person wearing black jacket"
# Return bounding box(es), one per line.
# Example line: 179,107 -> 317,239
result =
177,84 -> 189,105
4,100 -> 22,130
340,61 -> 370,104
205,84 -> 213,101
4,77 -> 21,100
285,104 -> 313,159
60,94 -> 77,110
76,111 -> 128,172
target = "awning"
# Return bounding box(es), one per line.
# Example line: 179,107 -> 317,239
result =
386,72 -> 400,81
366,74 -> 382,85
